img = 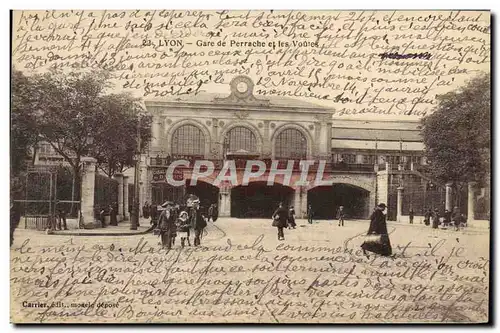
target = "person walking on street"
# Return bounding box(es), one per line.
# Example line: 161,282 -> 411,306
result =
99,206 -> 106,228
424,208 -> 432,226
288,206 -> 296,229
409,209 -> 414,224
57,208 -> 68,230
307,204 -> 314,224
336,206 -> 345,226
158,201 -> 176,249
143,202 -> 150,219
443,209 -> 451,227
452,207 -> 461,231
432,208 -> 440,229
272,202 -> 289,241
109,204 -> 117,226
191,201 -> 207,247
361,203 -> 392,257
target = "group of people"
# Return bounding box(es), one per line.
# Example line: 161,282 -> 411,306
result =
155,200 -> 218,249
421,207 -> 467,231
96,203 -> 119,227
271,203 -> 298,241
272,201 -> 393,256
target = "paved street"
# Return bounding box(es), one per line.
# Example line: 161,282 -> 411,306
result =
10,218 -> 490,323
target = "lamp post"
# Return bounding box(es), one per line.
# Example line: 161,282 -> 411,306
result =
131,114 -> 142,230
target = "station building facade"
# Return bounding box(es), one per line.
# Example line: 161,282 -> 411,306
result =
140,76 -> 438,220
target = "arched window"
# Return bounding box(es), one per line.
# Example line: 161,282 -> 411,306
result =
275,128 -> 307,159
227,126 -> 257,152
171,124 -> 205,156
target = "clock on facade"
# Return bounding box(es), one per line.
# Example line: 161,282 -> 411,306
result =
230,75 -> 254,98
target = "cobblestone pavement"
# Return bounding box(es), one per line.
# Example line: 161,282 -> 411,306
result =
10,218 -> 490,323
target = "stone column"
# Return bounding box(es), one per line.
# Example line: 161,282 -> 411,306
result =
80,157 -> 97,227
397,186 -> 404,222
445,182 -> 453,212
263,120 -> 271,157
468,181 -> 477,223
219,188 -> 231,217
113,173 -> 124,222
123,176 -> 130,220
301,188 -> 308,219
293,187 -> 302,219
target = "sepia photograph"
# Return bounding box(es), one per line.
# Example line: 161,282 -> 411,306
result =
9,9 -> 491,324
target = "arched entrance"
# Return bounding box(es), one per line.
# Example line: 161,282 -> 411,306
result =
185,180 -> 219,211
231,182 -> 294,218
307,186 -> 336,219
307,184 -> 371,219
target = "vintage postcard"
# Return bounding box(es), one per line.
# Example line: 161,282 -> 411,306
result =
10,10 -> 490,323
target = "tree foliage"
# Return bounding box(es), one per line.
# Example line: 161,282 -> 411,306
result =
421,73 -> 490,188
11,68 -> 153,186
93,93 -> 152,177
11,70 -> 39,174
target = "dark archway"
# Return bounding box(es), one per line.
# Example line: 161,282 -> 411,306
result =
231,182 -> 294,218
186,180 -> 219,213
307,184 -> 370,219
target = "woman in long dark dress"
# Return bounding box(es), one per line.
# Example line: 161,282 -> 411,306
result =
361,203 -> 392,256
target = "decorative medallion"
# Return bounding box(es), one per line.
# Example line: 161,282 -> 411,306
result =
213,75 -> 270,106
258,122 -> 263,128
270,123 -> 276,129
309,124 -> 314,130
166,119 -> 172,125
206,120 -> 212,126
219,121 -> 225,127
230,75 -> 254,99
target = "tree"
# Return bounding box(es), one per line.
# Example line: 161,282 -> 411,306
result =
421,73 -> 490,202
11,70 -> 39,174
13,69 -> 152,213
93,93 -> 152,178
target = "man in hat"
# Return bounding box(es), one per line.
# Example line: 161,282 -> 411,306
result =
191,200 -> 207,246
336,206 -> 345,227
361,203 -> 392,257
158,201 -> 176,249
307,204 -> 314,224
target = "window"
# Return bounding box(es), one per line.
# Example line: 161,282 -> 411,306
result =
410,156 -> 422,164
341,154 -> 357,164
227,127 -> 257,152
363,154 -> 377,164
171,125 -> 205,156
38,143 -> 53,154
275,128 -> 307,159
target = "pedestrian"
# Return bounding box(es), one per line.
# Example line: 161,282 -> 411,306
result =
424,208 -> 432,226
208,204 -> 214,222
158,201 -> 176,249
177,209 -> 191,248
307,204 -> 314,224
336,206 -> 345,226
143,202 -> 150,219
288,206 -> 296,229
409,208 -> 414,224
272,202 -> 289,241
361,203 -> 392,257
109,204 -> 117,226
150,203 -> 158,227
452,206 -> 461,231
99,206 -> 106,228
443,209 -> 451,227
57,208 -> 68,230
432,208 -> 440,229
211,204 -> 219,222
10,202 -> 21,247
191,201 -> 207,246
